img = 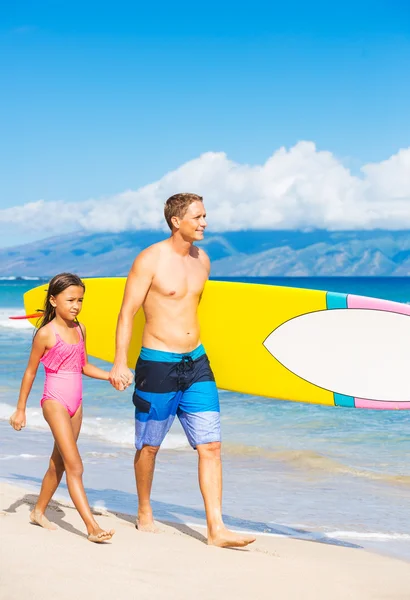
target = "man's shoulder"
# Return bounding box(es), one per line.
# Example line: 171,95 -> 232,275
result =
139,240 -> 164,256
130,241 -> 163,271
196,245 -> 208,255
195,246 -> 211,271
195,245 -> 210,260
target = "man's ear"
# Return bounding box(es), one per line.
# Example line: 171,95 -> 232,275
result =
171,215 -> 180,230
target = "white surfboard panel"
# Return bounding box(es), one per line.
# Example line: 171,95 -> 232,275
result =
263,309 -> 410,402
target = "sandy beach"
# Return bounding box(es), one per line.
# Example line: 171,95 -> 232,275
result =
1,482 -> 409,600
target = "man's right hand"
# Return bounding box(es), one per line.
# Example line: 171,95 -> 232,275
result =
109,363 -> 134,391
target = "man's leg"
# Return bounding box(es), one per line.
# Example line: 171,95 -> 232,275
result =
134,444 -> 160,532
132,354 -> 180,532
197,441 -> 255,547
177,359 -> 255,548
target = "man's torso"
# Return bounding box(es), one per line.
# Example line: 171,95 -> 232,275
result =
141,242 -> 208,353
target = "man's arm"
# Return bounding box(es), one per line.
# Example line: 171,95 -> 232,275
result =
109,247 -> 157,390
197,248 -> 211,305
198,248 -> 211,277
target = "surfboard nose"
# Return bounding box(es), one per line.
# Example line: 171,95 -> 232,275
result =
263,308 -> 410,403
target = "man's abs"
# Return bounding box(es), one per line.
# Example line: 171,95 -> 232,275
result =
142,295 -> 202,353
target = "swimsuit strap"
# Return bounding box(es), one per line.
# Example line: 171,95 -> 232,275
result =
75,322 -> 83,342
49,321 -> 83,343
49,321 -> 58,336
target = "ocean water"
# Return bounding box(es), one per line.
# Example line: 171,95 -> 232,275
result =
1,277 -> 410,560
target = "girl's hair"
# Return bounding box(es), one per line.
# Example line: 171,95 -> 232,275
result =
37,273 -> 85,332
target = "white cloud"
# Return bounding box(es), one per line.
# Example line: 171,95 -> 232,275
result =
1,142 -> 410,234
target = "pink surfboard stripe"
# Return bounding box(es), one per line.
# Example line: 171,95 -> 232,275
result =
347,295 -> 410,408
347,295 -> 410,315
355,398 -> 410,410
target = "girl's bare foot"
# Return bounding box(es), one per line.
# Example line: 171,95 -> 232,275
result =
30,509 -> 57,531
87,526 -> 115,543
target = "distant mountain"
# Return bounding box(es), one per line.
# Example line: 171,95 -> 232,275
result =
1,230 -> 409,277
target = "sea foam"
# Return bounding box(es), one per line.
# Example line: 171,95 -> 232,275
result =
0,402 -> 189,450
0,308 -> 34,331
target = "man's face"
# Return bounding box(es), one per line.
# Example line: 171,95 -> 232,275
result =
177,201 -> 207,241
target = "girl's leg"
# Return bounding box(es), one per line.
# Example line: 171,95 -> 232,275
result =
31,406 -> 84,530
42,400 -> 114,542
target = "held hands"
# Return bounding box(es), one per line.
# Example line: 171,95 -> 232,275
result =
9,409 -> 26,431
109,363 -> 134,391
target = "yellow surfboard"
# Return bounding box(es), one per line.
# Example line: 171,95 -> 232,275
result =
24,278 -> 410,410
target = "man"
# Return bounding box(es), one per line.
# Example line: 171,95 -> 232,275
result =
109,193 -> 255,548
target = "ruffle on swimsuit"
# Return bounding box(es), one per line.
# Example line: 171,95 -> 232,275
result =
40,324 -> 85,373
40,323 -> 86,416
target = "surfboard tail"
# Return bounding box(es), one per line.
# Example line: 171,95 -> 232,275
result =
9,312 -> 44,320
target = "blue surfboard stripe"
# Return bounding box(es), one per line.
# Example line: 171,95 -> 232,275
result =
334,392 -> 355,408
326,292 -> 348,310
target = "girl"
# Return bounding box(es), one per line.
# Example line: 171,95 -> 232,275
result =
9,272 -> 121,542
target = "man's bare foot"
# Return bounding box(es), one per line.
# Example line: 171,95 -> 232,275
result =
87,526 -> 115,543
208,528 -> 256,548
30,509 -> 57,530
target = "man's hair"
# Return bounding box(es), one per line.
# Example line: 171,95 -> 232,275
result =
164,193 -> 203,230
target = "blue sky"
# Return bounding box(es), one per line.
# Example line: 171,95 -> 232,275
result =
0,1 -> 409,245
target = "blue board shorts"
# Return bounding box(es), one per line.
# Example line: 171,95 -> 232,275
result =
133,345 -> 221,450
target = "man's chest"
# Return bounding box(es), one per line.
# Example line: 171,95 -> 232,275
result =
152,261 -> 207,299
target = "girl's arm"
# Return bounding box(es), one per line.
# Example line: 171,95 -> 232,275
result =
9,328 -> 49,431
80,324 -> 110,381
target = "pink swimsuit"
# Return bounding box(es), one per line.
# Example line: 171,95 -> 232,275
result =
40,323 -> 86,416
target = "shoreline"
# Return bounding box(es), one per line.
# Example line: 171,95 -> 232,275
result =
1,482 -> 410,600
2,476 -> 409,563
1,416 -> 410,563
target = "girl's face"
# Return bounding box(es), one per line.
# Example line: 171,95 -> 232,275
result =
50,285 -> 84,321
